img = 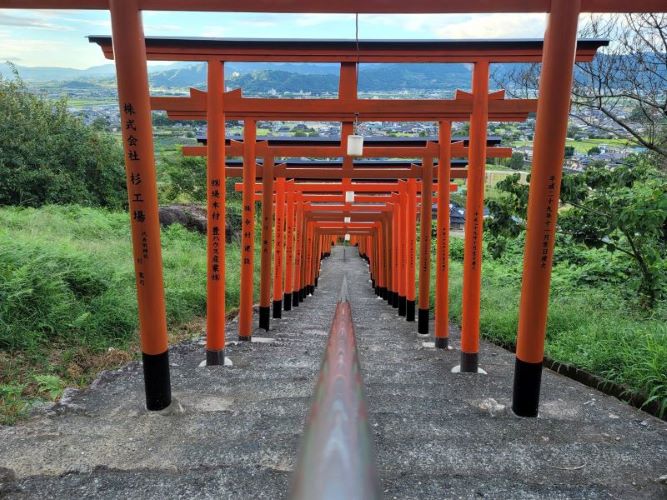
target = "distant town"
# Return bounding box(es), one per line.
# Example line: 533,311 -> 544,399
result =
11,61 -> 645,178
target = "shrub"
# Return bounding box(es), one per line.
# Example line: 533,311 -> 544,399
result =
0,70 -> 126,209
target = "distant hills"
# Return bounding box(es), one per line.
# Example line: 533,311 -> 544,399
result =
149,62 -> 474,93
2,60 -> 474,93
3,54 -> 662,95
0,62 -> 117,82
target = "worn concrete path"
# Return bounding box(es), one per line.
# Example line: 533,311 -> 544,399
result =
1,246 -> 666,499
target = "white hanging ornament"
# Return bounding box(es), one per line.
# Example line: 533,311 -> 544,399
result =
347,134 -> 364,156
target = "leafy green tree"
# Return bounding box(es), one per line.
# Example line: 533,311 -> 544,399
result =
159,154 -> 243,205
508,152 -> 525,170
588,146 -> 601,155
0,70 -> 126,209
564,145 -> 575,158
486,155 -> 667,308
160,155 -> 207,203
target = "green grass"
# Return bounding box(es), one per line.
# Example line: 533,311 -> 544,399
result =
427,237 -> 667,417
0,205 -> 260,424
513,137 -> 633,154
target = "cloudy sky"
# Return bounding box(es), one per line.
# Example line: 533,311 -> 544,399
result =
0,9 -> 551,69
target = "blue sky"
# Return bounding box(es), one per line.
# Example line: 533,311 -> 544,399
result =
1,9 -> 551,69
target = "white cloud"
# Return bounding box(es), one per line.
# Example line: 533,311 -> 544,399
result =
435,13 -> 547,38
0,29 -> 107,69
0,10 -> 75,31
358,13 -> 548,39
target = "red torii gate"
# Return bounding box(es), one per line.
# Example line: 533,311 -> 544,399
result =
105,35 -> 602,380
3,0 -> 650,419
242,180 -> 458,325
93,27 -> 600,414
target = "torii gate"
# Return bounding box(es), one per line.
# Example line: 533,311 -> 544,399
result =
99,36 -> 604,380
2,0 -> 651,419
242,180 -> 459,328
106,32 -> 598,414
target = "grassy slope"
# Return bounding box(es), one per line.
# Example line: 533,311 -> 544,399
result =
0,205 -> 258,423
428,237 -> 667,416
2,205 -> 664,421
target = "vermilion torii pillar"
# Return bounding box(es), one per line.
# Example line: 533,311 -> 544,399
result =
460,61 -> 490,373
293,198 -> 304,307
435,121 -> 453,349
272,177 -> 286,318
284,184 -> 296,311
258,157 -> 274,331
406,178 -> 418,322
513,0 -> 582,417
205,58 -> 226,366
109,0 -> 170,410
391,200 -> 399,308
398,182 -> 407,317
418,155 -> 434,334
239,120 -> 257,341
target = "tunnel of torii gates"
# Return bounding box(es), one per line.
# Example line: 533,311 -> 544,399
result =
8,0 -> 662,420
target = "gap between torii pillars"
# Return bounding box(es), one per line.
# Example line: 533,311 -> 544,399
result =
205,57 -> 226,365
513,0 -> 581,418
239,119 -> 256,340
109,0 -> 170,410
435,121 -> 452,348
460,59 -> 489,373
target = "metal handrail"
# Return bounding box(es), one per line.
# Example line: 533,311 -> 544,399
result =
290,276 -> 381,500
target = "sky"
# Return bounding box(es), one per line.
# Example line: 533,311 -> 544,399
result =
0,9 -> 551,69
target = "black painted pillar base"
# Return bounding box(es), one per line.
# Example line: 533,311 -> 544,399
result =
392,291 -> 399,308
398,296 -> 407,316
384,288 -> 391,302
238,335 -> 252,341
142,351 -> 171,411
371,279 -> 376,290
300,288 -> 306,301
293,291 -> 300,307
460,352 -> 478,372
435,337 -> 449,349
418,308 -> 429,334
272,300 -> 282,319
206,348 -> 225,366
259,306 -> 270,330
406,300 -> 416,322
512,358 -> 543,418
315,277 -> 319,287
284,293 -> 292,311
309,284 -> 315,295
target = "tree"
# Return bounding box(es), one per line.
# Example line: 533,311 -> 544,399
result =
496,14 -> 667,167
565,145 -> 575,158
508,152 -> 526,170
0,69 -> 126,209
588,146 -> 601,155
486,156 -> 667,309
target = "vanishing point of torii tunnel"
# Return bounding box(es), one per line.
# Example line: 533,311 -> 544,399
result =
2,0 -> 663,495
